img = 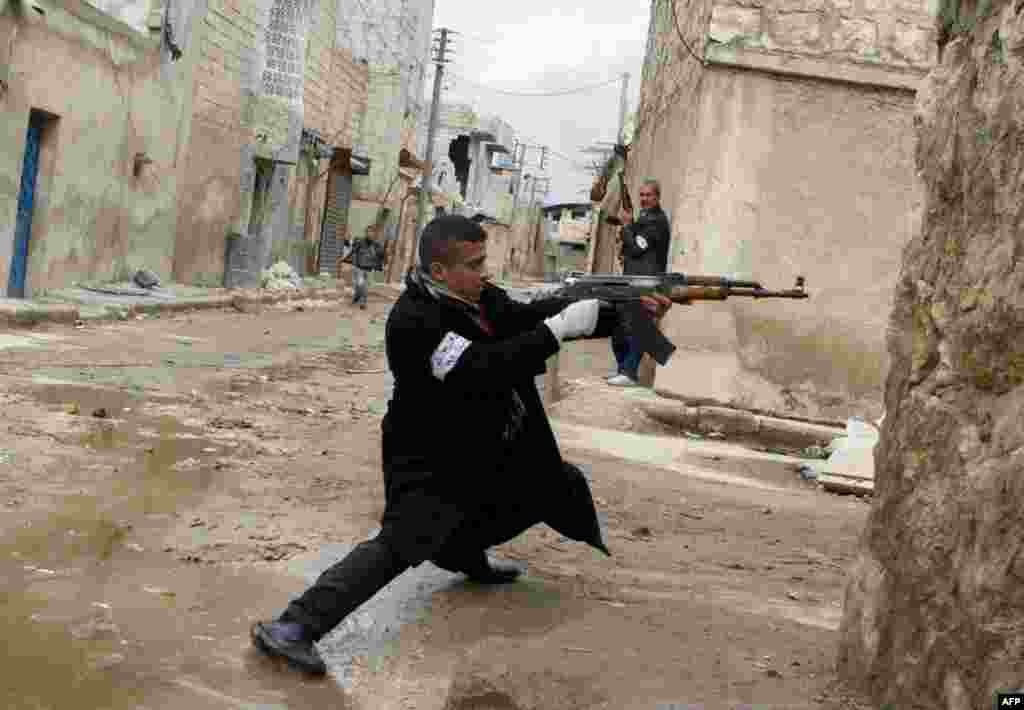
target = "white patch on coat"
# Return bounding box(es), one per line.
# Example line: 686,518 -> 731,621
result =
431,332 -> 473,381
635,235 -> 648,250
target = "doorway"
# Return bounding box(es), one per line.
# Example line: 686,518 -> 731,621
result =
8,109 -> 57,298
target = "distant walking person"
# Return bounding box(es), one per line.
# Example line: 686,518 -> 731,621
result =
346,226 -> 386,309
608,178 -> 671,387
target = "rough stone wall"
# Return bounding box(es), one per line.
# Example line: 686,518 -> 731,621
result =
708,0 -> 935,71
838,0 -> 1024,706
0,0 -> 185,295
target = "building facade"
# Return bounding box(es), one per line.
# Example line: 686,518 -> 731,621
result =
627,0 -> 936,416
0,0 -> 409,296
0,0 -> 190,298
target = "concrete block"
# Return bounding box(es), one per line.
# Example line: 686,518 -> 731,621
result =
772,11 -> 823,48
709,5 -> 763,44
885,21 -> 934,66
834,18 -> 878,55
0,302 -> 80,326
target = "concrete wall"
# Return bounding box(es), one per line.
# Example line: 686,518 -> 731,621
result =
629,0 -> 934,417
665,68 -> 920,407
172,0 -> 257,286
0,0 -> 187,296
174,0 -> 371,286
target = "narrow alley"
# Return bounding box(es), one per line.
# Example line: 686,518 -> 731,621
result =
0,289 -> 872,710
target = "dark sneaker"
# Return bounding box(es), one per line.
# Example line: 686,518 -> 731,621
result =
463,558 -> 522,584
251,621 -> 326,675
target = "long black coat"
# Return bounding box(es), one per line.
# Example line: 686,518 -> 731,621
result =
378,272 -> 618,567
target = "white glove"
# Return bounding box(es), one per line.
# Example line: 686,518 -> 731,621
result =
544,299 -> 601,343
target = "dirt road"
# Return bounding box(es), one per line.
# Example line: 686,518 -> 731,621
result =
0,286 -> 873,709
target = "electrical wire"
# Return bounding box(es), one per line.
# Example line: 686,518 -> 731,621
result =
449,73 -> 622,98
668,0 -> 706,66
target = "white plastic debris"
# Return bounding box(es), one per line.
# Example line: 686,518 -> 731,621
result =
260,260 -> 302,290
825,417 -> 880,477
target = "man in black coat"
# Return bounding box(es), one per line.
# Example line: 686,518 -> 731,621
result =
608,178 -> 672,387
251,215 -> 671,674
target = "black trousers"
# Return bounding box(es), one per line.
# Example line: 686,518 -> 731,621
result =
280,496 -> 540,642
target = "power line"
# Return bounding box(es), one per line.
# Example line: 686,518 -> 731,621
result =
450,31 -> 500,45
668,0 -> 707,67
449,73 -> 621,98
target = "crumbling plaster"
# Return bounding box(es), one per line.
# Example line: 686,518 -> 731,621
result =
629,0 -> 934,417
0,0 -> 186,296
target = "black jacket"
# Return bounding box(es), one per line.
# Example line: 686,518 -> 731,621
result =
379,272 -> 617,564
621,206 -> 671,275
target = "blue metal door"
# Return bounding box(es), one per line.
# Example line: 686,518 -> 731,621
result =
9,113 -> 44,298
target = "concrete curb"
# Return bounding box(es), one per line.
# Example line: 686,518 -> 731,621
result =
640,398 -> 845,450
0,285 -> 355,328
0,302 -> 81,326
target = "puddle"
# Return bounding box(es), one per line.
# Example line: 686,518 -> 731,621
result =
1,384 -> 356,707
1,557 -> 357,709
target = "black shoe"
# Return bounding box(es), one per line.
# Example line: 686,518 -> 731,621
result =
463,558 -> 522,584
251,620 -> 327,675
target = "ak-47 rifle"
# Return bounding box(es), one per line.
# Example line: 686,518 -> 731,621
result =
551,273 -> 809,366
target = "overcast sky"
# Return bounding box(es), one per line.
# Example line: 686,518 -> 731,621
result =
429,1 -> 651,206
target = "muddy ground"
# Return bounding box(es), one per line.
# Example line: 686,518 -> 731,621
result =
0,286 -> 874,709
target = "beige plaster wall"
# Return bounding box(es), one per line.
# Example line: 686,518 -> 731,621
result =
653,67 -> 921,415
629,0 -> 933,416
0,0 -> 185,296
172,0 -> 257,285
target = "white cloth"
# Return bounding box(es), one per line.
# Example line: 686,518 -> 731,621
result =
431,332 -> 473,381
543,300 -> 600,343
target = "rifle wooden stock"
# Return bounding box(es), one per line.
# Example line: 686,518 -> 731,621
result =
667,286 -> 811,303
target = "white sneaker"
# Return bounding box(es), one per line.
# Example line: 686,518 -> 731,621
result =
605,371 -> 622,381
606,374 -> 639,387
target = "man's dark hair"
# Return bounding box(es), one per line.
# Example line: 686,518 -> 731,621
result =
418,214 -> 487,269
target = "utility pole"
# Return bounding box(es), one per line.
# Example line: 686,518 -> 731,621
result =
617,72 -> 630,144
512,143 -> 527,208
414,27 -> 453,268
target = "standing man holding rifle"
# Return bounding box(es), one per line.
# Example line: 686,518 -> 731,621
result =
608,176 -> 672,387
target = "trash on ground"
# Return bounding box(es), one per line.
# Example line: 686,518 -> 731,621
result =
261,261 -> 302,290
795,417 -> 880,488
133,269 -> 161,289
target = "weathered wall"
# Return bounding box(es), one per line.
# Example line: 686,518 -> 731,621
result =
0,0 -> 185,296
330,47 -> 369,150
707,0 -> 935,70
349,68 -> 405,234
631,0 -> 934,417
664,69 -> 920,415
173,0 -> 257,285
839,0 -> 1024,705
